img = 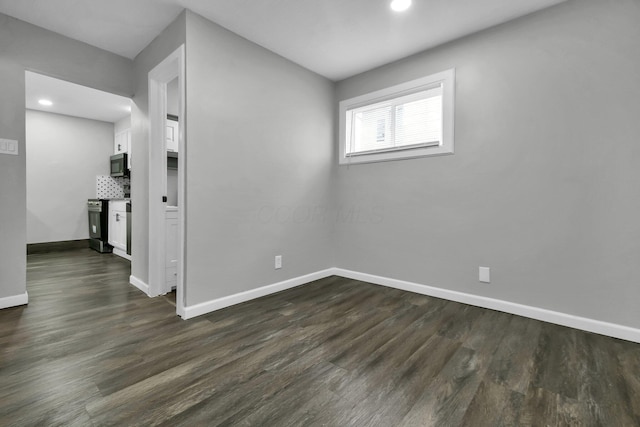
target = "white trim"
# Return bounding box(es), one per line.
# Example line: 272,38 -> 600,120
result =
339,68 -> 455,165
148,45 -> 186,317
148,53 -> 169,298
176,266 -> 640,343
176,45 -> 187,319
333,268 -> 640,344
113,248 -> 131,261
0,292 -> 28,309
182,269 -> 335,320
129,275 -> 150,296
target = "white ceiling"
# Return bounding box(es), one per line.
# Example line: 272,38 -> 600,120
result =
1,0 -> 567,81
26,71 -> 131,123
11,0 -> 567,122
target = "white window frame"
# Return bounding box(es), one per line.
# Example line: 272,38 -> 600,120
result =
339,68 -> 455,165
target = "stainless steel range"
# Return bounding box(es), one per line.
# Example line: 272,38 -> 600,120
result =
88,199 -> 112,253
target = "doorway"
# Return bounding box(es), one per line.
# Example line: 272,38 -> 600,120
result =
148,46 -> 186,317
25,70 -> 132,265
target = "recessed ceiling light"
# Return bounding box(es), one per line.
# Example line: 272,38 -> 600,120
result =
38,99 -> 53,106
390,0 -> 412,12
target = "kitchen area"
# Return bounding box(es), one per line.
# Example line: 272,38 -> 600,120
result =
87,116 -> 132,259
25,71 -> 134,259
89,110 -> 179,267
26,71 -> 180,294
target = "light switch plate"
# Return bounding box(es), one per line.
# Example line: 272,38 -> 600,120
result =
0,139 -> 19,156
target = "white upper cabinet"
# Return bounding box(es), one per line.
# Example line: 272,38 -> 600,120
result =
114,129 -> 132,169
166,119 -> 179,153
114,129 -> 130,154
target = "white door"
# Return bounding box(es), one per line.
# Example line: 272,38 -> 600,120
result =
165,209 -> 178,293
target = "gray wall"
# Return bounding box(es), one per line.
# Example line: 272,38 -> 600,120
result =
114,115 -> 131,134
130,12 -> 186,285
0,13 -> 132,301
334,0 -> 640,328
26,110 -> 114,243
184,11 -> 335,305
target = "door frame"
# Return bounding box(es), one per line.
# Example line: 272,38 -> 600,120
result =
148,45 -> 186,317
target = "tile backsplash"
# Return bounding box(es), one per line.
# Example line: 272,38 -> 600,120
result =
97,175 -> 130,199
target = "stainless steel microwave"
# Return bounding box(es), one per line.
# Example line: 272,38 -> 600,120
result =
110,153 -> 129,177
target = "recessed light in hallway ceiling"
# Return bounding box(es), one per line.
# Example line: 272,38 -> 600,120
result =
390,0 -> 412,12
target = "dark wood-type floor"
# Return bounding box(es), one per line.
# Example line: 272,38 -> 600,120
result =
1,249 -> 639,426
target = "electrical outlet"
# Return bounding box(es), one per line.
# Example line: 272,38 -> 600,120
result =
479,267 -> 490,283
275,255 -> 282,269
0,138 -> 18,156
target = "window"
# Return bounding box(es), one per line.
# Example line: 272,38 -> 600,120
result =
339,68 -> 455,164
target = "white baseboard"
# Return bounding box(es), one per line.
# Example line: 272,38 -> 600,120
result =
182,269 -> 335,320
333,268 -> 640,344
129,275 -> 150,296
175,266 -> 640,343
0,292 -> 29,310
113,248 -> 131,261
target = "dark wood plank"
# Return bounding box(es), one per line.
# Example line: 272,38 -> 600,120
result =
485,314 -> 542,394
518,387 -> 559,427
0,248 -> 639,426
459,380 -> 524,427
617,342 -> 640,421
398,346 -> 485,426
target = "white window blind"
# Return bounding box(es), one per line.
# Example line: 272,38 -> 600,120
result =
338,68 -> 454,165
347,85 -> 443,157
